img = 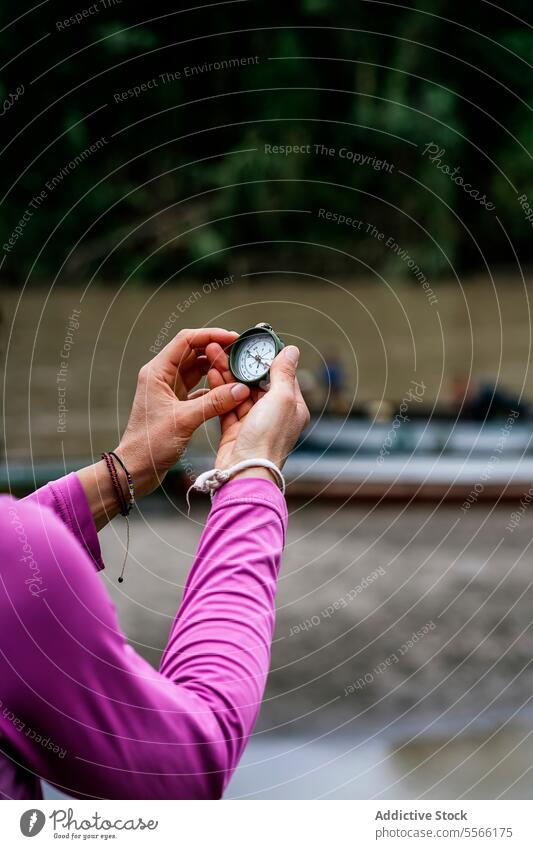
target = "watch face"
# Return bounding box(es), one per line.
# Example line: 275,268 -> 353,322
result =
232,332 -> 277,383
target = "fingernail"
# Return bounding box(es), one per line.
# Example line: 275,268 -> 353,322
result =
285,346 -> 300,365
231,383 -> 249,400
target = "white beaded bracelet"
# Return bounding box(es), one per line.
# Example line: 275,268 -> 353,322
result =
186,458 -> 285,510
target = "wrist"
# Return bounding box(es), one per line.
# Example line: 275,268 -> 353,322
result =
77,459 -> 121,531
230,466 -> 279,486
225,450 -> 286,472
114,442 -> 158,498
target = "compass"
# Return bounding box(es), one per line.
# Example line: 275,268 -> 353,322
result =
229,323 -> 285,386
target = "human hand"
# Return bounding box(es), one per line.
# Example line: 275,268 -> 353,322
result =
206,342 -> 310,480
116,328 -> 250,496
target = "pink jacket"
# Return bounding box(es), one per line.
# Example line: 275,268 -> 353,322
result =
0,474 -> 287,799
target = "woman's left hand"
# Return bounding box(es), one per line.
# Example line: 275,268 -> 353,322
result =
78,328 -> 251,528
116,328 -> 250,496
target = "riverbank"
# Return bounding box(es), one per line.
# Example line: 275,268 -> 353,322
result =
85,496 -> 533,798
2,274 -> 533,461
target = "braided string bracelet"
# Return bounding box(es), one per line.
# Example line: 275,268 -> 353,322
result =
102,452 -> 127,515
101,451 -> 136,583
186,458 -> 285,513
109,451 -> 135,514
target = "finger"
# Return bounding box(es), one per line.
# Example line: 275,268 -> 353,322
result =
269,345 -> 300,390
179,356 -> 211,393
185,328 -> 239,351
153,328 -> 239,384
235,397 -> 254,419
294,377 -> 310,423
293,375 -> 303,399
209,368 -> 253,419
208,365 -> 254,418
207,367 -> 238,427
195,355 -> 210,374
205,342 -> 233,382
207,367 -> 225,389
184,382 -> 251,428
187,388 -> 209,400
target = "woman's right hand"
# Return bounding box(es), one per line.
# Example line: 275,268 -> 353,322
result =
206,343 -> 310,475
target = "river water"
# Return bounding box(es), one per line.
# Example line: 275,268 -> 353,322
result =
2,275 -> 533,460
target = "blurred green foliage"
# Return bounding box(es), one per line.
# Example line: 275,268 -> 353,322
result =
0,0 -> 532,285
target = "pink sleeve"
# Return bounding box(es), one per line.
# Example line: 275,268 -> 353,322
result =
21,472 -> 105,571
0,477 -> 286,799
161,478 -> 288,770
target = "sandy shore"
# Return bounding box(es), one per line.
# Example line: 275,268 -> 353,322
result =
37,497 -> 533,798
101,497 -> 533,736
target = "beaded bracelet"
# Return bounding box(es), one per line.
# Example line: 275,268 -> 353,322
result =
101,452 -> 128,516
101,451 -> 136,582
109,451 -> 135,515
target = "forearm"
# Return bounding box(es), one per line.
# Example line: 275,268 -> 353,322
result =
76,459 -> 122,531
160,477 -> 287,787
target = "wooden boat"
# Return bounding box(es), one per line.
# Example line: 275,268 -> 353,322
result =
2,417 -> 531,502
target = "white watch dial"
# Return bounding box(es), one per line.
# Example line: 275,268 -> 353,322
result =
235,333 -> 276,382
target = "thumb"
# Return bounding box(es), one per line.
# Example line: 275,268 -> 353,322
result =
184,381 -> 250,426
269,345 -> 300,389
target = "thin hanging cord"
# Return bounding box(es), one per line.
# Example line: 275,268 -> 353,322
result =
109,451 -> 135,513
101,451 -> 135,583
117,515 -> 130,583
